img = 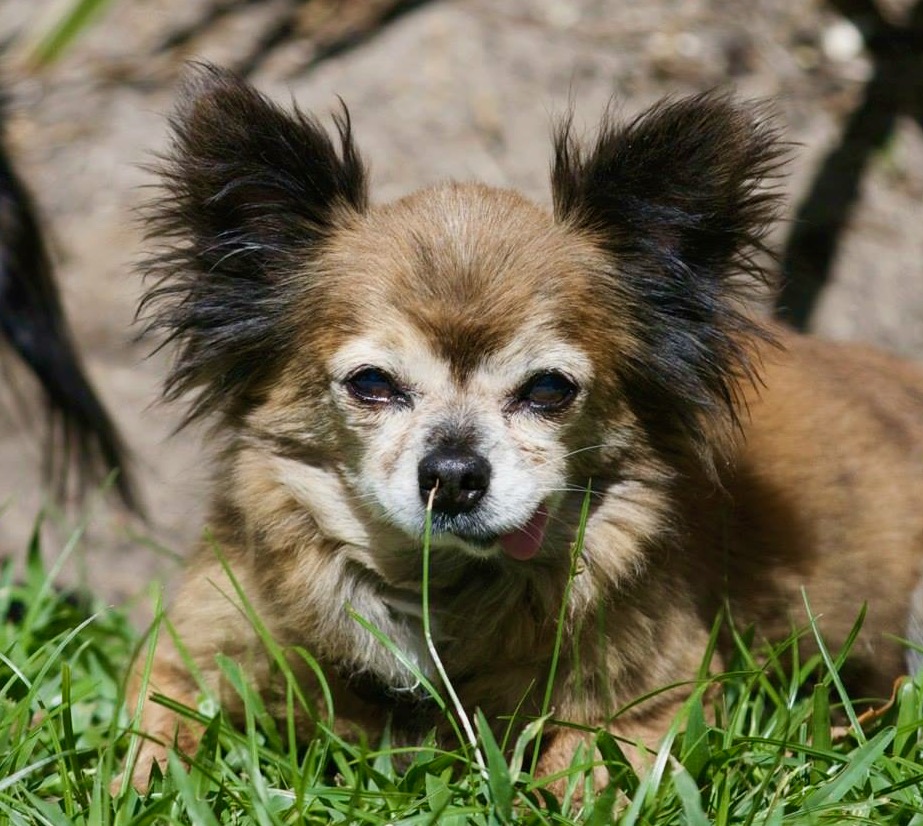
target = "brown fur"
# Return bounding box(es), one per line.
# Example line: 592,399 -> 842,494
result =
126,66 -> 923,791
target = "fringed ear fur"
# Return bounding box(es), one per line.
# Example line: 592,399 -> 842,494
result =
141,63 -> 367,425
552,91 -> 787,468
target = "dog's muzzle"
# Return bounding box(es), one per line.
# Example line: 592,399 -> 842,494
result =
417,444 -> 490,516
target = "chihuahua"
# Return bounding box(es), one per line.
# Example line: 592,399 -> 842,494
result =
127,64 -> 923,790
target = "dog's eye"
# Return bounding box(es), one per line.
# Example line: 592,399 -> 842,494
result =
345,368 -> 408,406
514,371 -> 578,413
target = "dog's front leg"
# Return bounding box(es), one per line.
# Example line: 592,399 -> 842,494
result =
536,690 -> 693,795
536,598 -> 719,795
123,553 -> 274,792
124,637 -> 205,792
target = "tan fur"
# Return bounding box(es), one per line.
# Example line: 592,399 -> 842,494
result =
127,80 -> 923,792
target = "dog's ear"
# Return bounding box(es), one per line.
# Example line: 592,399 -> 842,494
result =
552,92 -> 785,466
142,63 -> 367,424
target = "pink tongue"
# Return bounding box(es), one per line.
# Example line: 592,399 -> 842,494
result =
499,507 -> 548,561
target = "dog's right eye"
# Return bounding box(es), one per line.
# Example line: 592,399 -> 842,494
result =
345,368 -> 408,406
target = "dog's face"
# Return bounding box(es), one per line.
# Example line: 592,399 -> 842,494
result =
145,66 -> 782,565
302,186 -> 606,560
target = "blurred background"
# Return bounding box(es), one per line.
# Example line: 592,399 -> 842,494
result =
1,0 -> 921,610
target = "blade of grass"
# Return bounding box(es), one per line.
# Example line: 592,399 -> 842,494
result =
801,726 -> 894,811
672,761 -> 710,826
811,681 -> 831,781
508,716 -> 547,781
530,484 -> 592,776
345,612 -> 445,714
893,678 -> 919,757
680,695 -> 709,781
802,589 -> 864,741
167,750 -> 221,826
116,588 -> 164,798
60,662 -> 89,810
420,487 -> 485,775
0,753 -> 64,792
27,0 -> 116,67
475,708 -> 513,820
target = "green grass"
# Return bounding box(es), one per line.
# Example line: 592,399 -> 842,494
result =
19,0 -> 117,68
3,515 -> 923,824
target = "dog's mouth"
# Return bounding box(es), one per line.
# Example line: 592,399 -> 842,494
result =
497,506 -> 549,561
433,506 -> 549,562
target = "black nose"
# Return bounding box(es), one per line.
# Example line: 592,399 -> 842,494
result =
418,446 -> 491,514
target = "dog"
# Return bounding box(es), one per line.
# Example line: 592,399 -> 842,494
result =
126,63 -> 923,791
0,93 -> 136,509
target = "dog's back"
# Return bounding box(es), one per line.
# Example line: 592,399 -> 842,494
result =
711,331 -> 923,692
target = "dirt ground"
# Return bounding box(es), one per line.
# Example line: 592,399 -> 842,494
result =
1,0 -> 922,613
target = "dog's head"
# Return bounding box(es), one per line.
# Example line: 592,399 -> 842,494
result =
144,65 -> 782,564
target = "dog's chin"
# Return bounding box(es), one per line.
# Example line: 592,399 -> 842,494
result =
427,506 -> 550,562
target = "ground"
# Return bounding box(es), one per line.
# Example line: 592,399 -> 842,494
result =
0,0 -> 922,611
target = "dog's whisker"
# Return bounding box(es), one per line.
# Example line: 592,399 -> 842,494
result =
528,443 -> 611,472
546,485 -> 605,496
559,443 -> 610,462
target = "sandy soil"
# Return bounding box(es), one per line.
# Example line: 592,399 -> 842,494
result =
1,0 -> 922,611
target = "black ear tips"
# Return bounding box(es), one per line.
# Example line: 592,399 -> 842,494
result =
550,91 -> 786,468
551,91 -> 786,238
172,61 -> 228,109
140,66 -> 368,426
167,62 -> 248,141
176,61 -> 236,97
551,88 -> 787,295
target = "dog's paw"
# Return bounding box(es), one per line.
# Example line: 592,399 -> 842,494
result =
109,738 -> 170,796
113,691 -> 205,795
535,729 -> 611,796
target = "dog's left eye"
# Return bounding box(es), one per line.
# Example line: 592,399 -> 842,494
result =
513,371 -> 578,413
345,368 -> 409,406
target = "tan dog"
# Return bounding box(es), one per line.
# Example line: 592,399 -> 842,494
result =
127,64 -> 923,790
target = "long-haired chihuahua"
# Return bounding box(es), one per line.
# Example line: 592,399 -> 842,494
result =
126,64 -> 923,790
